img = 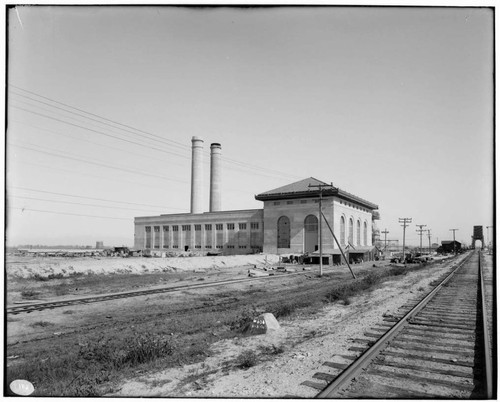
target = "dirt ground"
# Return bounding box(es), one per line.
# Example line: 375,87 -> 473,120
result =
5,253 -> 464,398
110,256 -> 466,398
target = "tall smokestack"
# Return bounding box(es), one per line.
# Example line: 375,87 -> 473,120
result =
210,143 -> 222,212
190,136 -> 204,214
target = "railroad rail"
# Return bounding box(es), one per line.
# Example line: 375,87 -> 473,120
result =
6,265 -> 327,315
301,250 -> 494,399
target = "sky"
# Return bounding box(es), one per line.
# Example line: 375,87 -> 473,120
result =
6,5 -> 494,247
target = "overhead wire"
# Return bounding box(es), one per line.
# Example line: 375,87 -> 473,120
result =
9,141 -> 189,184
7,206 -> 132,221
8,195 -> 168,213
9,85 -> 303,181
8,185 -> 186,209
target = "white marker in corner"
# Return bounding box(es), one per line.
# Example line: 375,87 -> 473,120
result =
10,379 -> 34,396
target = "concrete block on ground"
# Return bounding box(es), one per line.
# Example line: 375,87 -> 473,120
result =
243,313 -> 281,336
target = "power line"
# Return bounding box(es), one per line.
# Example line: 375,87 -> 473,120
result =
8,206 -> 132,221
8,185 -> 184,209
9,141 -> 189,184
9,85 -> 303,181
9,118 -> 191,168
10,105 -> 193,161
8,195 -> 167,213
8,160 -> 189,194
9,85 -> 191,151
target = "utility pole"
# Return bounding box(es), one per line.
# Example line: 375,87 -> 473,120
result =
381,229 -> 389,252
416,224 -> 427,255
427,229 -> 432,254
308,183 -> 334,277
486,226 -> 492,251
450,228 -> 459,254
399,218 -> 412,263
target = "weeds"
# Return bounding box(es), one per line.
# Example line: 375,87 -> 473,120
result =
21,289 -> 40,299
31,321 -> 54,328
235,350 -> 259,369
79,332 -> 173,369
259,344 -> 284,355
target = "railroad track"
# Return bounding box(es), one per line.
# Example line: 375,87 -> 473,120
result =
299,250 -> 494,399
6,265 -> 327,315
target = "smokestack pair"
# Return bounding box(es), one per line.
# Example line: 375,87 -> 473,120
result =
190,137 -> 221,214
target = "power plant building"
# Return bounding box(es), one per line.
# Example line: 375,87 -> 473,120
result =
134,138 -> 379,260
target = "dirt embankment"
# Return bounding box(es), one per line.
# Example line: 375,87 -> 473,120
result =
6,254 -> 281,279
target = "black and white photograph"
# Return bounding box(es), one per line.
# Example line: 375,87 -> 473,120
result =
5,3 -> 495,398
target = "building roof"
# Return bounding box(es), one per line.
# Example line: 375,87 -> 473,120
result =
441,240 -> 461,245
255,177 -> 378,210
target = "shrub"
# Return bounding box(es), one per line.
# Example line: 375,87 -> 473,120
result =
235,350 -> 259,369
47,273 -> 64,280
31,321 -> 54,328
273,302 -> 297,318
21,289 -> 40,299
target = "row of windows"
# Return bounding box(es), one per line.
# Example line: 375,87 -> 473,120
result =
273,199 -> 312,206
145,222 -> 260,233
151,244 -> 251,249
276,214 -> 369,249
339,200 -> 370,213
339,216 -> 369,246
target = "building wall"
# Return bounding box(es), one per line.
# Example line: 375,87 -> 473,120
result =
134,209 -> 264,255
262,196 -> 374,254
333,198 -> 374,249
262,197 -> 335,254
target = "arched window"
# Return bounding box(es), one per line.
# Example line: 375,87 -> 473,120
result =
348,218 -> 354,245
363,221 -> 368,246
340,216 -> 345,246
277,216 -> 290,248
356,220 -> 361,246
304,215 -> 318,232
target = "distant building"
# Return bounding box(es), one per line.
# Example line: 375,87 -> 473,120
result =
96,241 -> 104,249
438,240 -> 462,253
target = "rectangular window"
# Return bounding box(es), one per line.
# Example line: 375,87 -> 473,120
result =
194,224 -> 201,231
227,223 -> 235,230
172,225 -> 179,231
239,245 -> 247,249
287,201 -> 293,205
238,223 -> 247,230
273,201 -> 280,206
162,226 -> 169,248
216,224 -> 223,231
300,200 -> 307,204
182,225 -> 191,231
205,224 -> 212,248
227,245 -> 235,249
154,226 -> 160,249
145,226 -> 152,249
251,222 -> 259,230
314,199 -> 320,203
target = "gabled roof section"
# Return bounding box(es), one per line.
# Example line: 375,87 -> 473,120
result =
255,177 -> 378,210
257,177 -> 330,196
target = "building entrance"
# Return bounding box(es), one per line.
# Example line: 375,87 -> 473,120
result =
304,215 -> 319,253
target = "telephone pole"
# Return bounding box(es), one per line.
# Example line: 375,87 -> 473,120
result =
427,229 -> 432,254
399,218 -> 412,263
416,224 -> 427,255
486,226 -> 492,251
381,229 -> 389,252
450,228 -> 459,254
308,183 -> 334,277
